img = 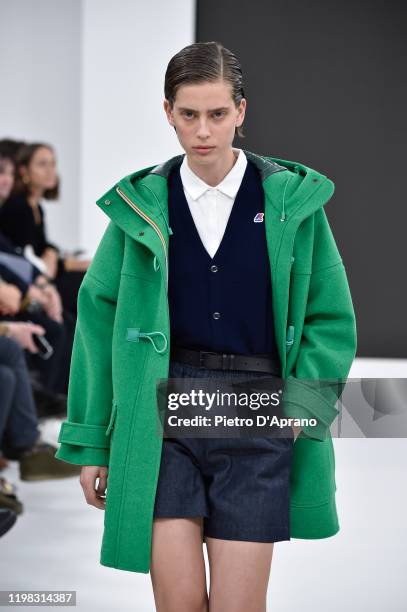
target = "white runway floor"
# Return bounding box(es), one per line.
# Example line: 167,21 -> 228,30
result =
1,357 -> 406,611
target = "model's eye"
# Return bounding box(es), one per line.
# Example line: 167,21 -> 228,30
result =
182,111 -> 195,119
213,111 -> 225,118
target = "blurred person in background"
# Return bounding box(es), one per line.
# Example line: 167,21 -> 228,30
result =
0,272 -> 74,399
0,327 -> 80,483
0,146 -> 80,537
0,143 -> 75,400
0,325 -> 81,540
0,143 -> 15,203
0,142 -> 91,318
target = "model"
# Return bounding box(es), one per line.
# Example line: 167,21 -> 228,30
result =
56,41 -> 357,612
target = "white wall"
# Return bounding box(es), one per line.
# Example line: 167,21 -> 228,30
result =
0,0 -> 195,255
0,0 -> 82,252
80,0 -> 195,253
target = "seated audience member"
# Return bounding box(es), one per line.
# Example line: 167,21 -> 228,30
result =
0,262 -> 74,399
0,328 -> 81,537
0,142 -> 16,205
0,142 -> 55,282
0,145 -> 75,398
0,329 -> 79,480
0,141 -> 91,318
0,142 -> 81,540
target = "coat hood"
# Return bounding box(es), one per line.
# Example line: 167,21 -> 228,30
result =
102,149 -> 335,237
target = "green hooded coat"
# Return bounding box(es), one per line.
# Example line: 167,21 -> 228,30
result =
55,150 -> 357,573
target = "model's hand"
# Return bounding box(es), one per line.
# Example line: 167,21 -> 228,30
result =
80,466 -> 108,510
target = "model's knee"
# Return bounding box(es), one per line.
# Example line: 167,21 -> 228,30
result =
153,588 -> 208,612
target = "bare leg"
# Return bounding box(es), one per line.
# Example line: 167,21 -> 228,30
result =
150,517 -> 209,612
205,536 -> 274,612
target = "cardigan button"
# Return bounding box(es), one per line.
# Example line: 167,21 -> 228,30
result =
104,199 -> 111,205
210,265 -> 218,273
213,312 -> 221,320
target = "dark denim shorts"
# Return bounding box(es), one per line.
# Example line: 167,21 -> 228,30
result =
153,360 -> 294,543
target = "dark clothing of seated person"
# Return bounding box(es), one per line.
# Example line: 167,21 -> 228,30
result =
0,192 -> 84,318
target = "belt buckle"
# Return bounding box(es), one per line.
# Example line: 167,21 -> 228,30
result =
222,353 -> 235,370
199,350 -> 218,368
199,351 -> 236,370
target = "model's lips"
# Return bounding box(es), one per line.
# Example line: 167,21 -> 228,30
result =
193,146 -> 215,154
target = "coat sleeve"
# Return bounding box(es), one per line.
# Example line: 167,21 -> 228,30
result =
282,207 -> 358,441
55,220 -> 124,466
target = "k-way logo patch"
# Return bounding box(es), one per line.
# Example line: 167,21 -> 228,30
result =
253,212 -> 264,222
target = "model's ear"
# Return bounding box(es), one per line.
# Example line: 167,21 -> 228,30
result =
163,99 -> 172,120
163,99 -> 177,133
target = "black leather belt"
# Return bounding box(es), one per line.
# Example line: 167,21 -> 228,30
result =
170,345 -> 281,374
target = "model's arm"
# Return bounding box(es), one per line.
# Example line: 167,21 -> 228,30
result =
55,220 -> 125,466
282,207 -> 357,441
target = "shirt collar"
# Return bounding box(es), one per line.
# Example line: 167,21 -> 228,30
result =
180,148 -> 248,201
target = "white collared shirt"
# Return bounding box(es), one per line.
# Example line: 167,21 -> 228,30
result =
179,147 -> 248,259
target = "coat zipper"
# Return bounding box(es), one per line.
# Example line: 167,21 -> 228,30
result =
286,325 -> 295,352
116,186 -> 168,289
115,186 -> 171,364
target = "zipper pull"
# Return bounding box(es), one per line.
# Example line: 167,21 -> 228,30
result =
286,325 -> 295,352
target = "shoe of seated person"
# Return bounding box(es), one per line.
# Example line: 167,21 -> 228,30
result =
19,441 -> 81,481
0,477 -> 24,514
0,508 -> 17,538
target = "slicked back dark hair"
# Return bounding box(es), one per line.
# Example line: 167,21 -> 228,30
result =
164,41 -> 246,138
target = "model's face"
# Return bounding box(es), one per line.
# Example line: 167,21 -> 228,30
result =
0,159 -> 15,202
20,146 -> 58,193
164,79 -> 246,164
